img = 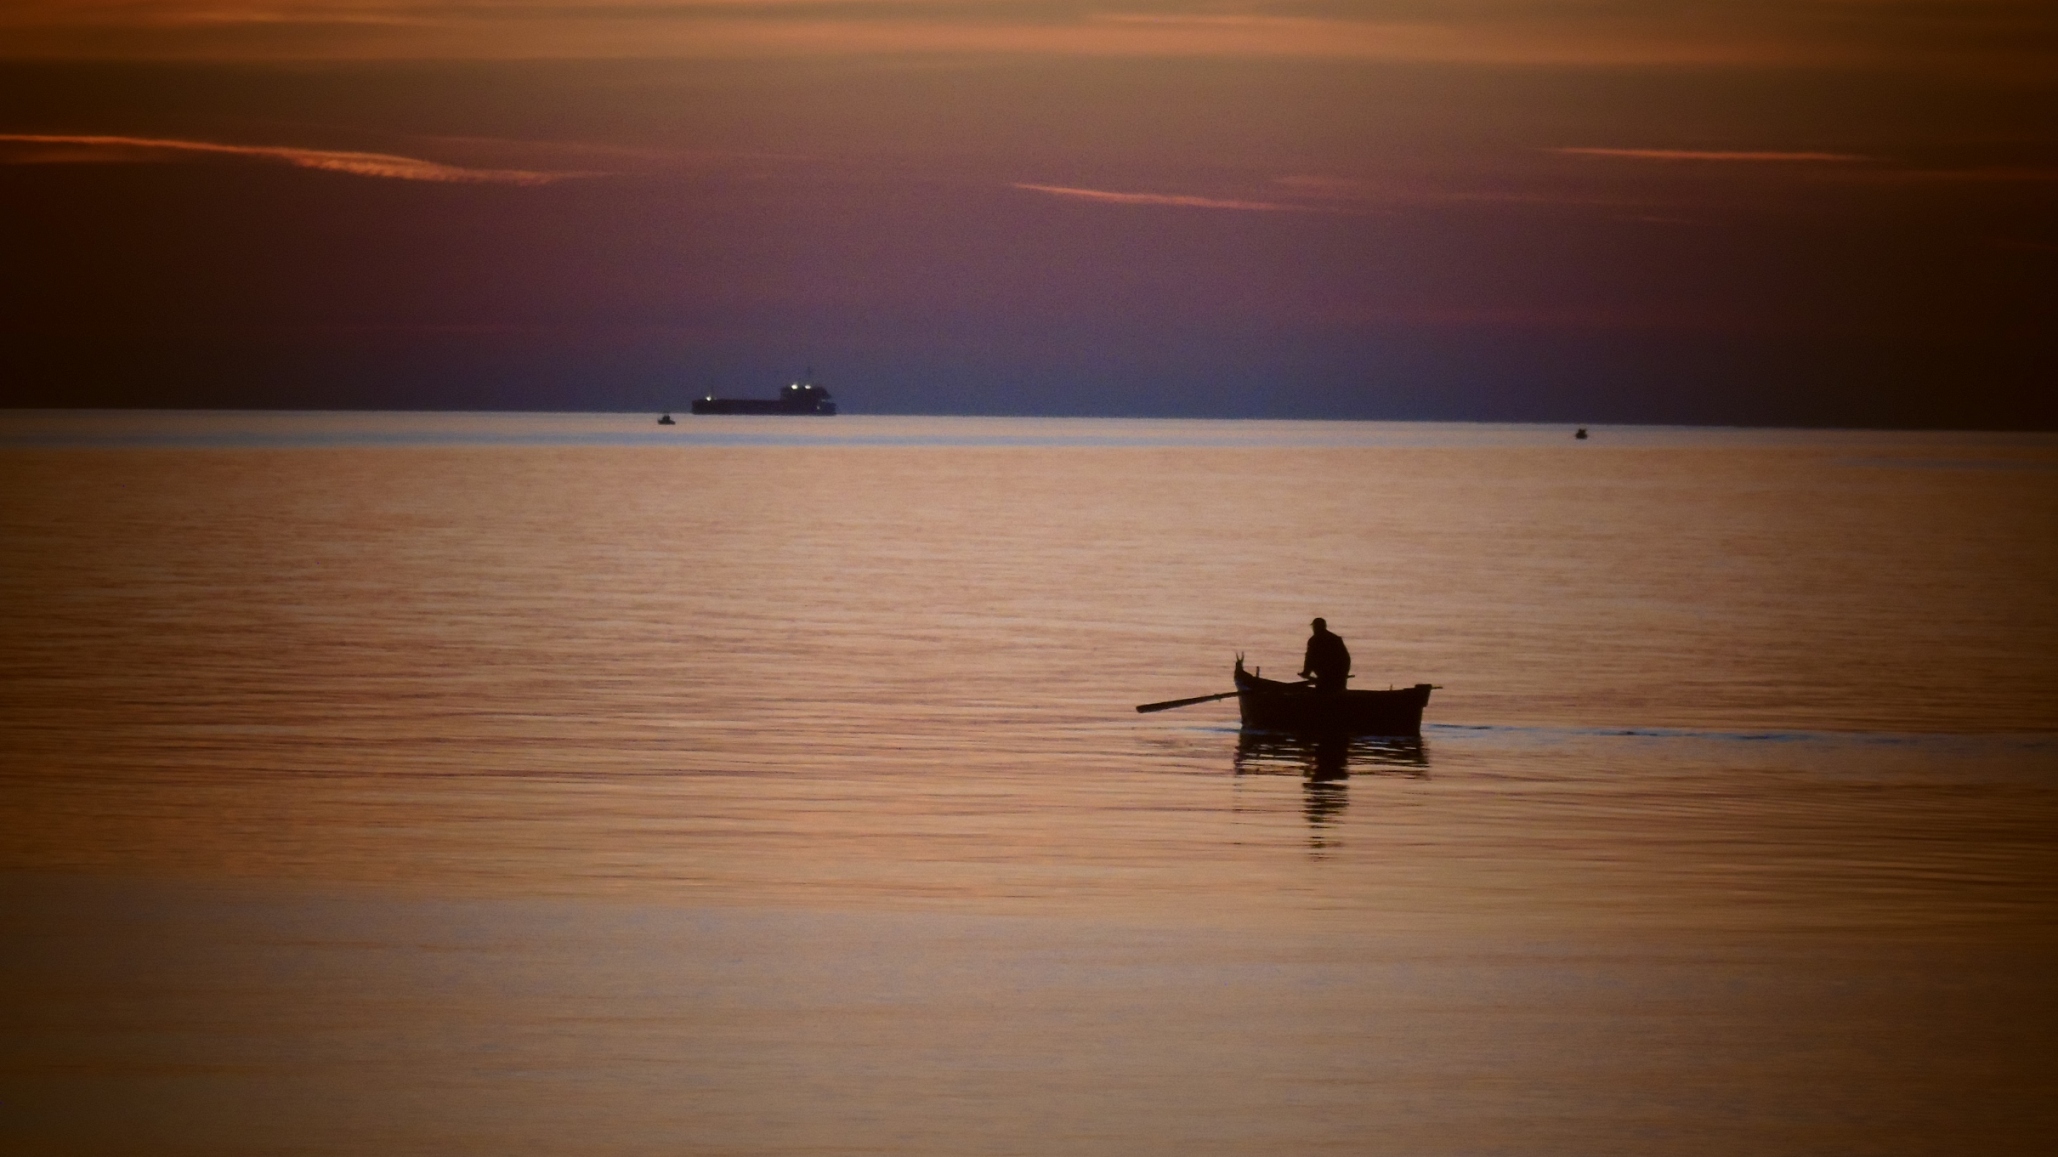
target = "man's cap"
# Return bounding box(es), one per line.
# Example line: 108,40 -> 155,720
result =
1311,617 -> 1326,629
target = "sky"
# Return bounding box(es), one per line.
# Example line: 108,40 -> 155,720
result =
1,2 -> 2053,424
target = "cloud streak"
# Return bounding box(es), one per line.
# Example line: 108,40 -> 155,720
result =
0,134 -> 591,184
1551,147 -> 1871,163
0,0 -> 2052,81
1012,182 -> 1308,212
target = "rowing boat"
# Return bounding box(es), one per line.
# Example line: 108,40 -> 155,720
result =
1233,657 -> 1433,736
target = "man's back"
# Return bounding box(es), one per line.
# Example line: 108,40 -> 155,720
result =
1301,620 -> 1351,691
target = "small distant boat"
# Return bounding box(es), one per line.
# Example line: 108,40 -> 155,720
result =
691,372 -> 838,416
1234,658 -> 1433,736
1575,427 -> 1588,439
657,413 -> 676,425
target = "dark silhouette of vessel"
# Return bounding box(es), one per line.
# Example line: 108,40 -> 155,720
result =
691,373 -> 838,416
1233,657 -> 1432,735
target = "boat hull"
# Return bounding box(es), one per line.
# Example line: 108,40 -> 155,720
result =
1234,664 -> 1431,736
689,398 -> 836,415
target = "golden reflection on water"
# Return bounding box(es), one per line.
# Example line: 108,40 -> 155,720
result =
2,415 -> 2055,1153
3,418 -> 2052,924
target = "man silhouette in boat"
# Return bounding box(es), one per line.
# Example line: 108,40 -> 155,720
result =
1299,618 -> 1351,693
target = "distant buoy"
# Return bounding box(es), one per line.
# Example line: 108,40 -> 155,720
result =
1575,427 -> 1588,440
658,413 -> 676,425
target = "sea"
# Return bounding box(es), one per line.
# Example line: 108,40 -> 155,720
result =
3,411 -> 2054,1155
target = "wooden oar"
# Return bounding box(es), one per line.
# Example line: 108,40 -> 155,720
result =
1136,679 -> 1313,714
1135,689 -> 1237,714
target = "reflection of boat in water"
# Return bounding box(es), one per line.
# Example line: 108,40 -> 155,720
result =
1233,732 -> 1427,848
1233,731 -> 1429,781
1233,658 -> 1433,736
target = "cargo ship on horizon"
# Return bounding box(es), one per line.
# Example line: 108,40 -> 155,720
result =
689,373 -> 838,416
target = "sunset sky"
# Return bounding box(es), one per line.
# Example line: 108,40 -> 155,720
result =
3,2 -> 2052,423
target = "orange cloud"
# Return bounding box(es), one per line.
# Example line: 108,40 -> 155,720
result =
1,0 -> 2031,75
1842,166 -> 2058,184
0,133 -> 594,184
1272,174 -> 1651,210
1320,302 -> 1790,333
1551,147 -> 1871,163
1012,182 -> 1310,212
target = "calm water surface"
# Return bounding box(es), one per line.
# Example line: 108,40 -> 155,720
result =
3,413 -> 2054,1154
